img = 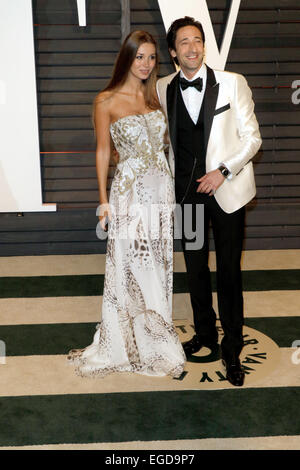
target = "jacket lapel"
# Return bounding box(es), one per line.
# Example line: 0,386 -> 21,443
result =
203,66 -> 219,157
166,72 -> 180,161
166,67 -> 219,161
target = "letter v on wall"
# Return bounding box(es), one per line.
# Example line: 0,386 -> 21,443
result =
157,0 -> 241,71
76,0 -> 86,26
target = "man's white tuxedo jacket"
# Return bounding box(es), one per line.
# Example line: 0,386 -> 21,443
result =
156,66 -> 262,213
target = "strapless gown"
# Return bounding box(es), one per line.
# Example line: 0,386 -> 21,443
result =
68,109 -> 185,378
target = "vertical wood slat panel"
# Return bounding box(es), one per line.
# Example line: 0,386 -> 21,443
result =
121,0 -> 130,41
34,0 -> 122,210
1,0 -> 293,254
39,1 -> 300,200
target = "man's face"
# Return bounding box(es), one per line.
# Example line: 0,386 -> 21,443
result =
170,25 -> 204,78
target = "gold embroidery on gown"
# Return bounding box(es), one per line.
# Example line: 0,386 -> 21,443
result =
68,110 -> 186,378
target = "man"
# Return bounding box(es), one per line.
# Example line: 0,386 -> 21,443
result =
157,16 -> 262,386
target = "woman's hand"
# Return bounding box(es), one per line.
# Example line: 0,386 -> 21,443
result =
111,148 -> 120,165
98,202 -> 112,231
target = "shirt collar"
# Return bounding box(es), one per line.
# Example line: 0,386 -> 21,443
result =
180,63 -> 207,82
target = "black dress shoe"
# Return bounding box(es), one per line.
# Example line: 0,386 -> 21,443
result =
183,335 -> 218,356
222,357 -> 245,387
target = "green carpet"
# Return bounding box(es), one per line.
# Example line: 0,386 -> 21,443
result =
1,270 -> 300,298
1,317 -> 299,356
1,388 -> 300,447
1,254 -> 300,449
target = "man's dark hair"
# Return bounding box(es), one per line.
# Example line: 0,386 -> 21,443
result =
166,16 -> 205,65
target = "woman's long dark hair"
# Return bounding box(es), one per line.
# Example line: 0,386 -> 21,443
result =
93,30 -> 160,127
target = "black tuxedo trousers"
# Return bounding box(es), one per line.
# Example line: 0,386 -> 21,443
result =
180,181 -> 245,361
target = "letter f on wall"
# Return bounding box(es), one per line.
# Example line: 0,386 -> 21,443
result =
158,0 -> 241,71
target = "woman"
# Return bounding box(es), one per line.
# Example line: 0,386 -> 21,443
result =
68,31 -> 185,378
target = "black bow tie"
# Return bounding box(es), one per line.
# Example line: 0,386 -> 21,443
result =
180,76 -> 203,92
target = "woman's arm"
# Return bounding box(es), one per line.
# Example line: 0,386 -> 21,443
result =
94,95 -> 112,228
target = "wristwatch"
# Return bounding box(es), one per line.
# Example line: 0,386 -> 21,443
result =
218,165 -> 230,178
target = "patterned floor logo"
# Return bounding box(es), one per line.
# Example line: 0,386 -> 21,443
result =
174,320 -> 281,389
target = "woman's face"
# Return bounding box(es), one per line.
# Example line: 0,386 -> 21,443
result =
129,42 -> 156,81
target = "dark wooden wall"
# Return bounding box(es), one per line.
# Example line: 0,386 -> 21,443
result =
0,0 -> 299,255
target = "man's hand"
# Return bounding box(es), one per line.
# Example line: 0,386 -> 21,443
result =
196,169 -> 225,196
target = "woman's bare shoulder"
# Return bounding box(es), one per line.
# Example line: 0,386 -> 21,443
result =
94,90 -> 117,108
94,92 -> 117,120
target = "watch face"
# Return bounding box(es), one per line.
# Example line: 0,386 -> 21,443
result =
219,166 -> 229,177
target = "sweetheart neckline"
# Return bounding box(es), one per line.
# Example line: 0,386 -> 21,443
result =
110,109 -> 163,127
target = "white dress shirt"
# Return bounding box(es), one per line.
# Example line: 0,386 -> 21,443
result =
180,63 -> 207,125
179,64 -> 232,177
